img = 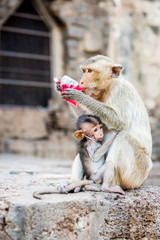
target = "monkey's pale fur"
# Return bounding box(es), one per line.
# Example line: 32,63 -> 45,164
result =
63,55 -> 152,190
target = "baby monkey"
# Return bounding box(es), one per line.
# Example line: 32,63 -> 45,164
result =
74,115 -> 118,187
33,115 -> 123,200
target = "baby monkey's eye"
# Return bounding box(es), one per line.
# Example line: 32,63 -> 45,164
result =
94,128 -> 98,132
82,69 -> 86,73
100,126 -> 103,129
87,69 -> 92,73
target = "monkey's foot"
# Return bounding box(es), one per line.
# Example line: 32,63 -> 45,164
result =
67,180 -> 93,192
82,183 -> 101,192
57,182 -> 71,194
101,185 -> 125,195
74,187 -> 81,193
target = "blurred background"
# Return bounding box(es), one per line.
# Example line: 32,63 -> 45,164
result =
0,0 -> 159,185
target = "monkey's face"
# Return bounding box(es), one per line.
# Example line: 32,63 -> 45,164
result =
79,68 -> 99,93
82,123 -> 104,142
92,124 -> 104,141
79,56 -> 123,94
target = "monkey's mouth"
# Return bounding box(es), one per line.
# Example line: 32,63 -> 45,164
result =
82,87 -> 93,94
97,137 -> 103,142
82,87 -> 89,91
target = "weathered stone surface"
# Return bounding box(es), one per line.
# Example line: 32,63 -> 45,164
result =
66,39 -> 79,49
5,187 -> 160,239
67,25 -> 85,39
83,28 -> 103,53
151,123 -> 160,162
0,154 -> 159,240
106,0 -> 160,111
143,161 -> 160,186
0,107 -> 48,140
67,47 -> 79,59
0,131 -> 77,159
0,184 -> 160,239
47,98 -> 77,131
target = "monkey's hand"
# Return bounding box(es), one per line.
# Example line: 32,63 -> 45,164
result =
92,132 -> 118,162
56,82 -> 62,92
62,88 -> 83,101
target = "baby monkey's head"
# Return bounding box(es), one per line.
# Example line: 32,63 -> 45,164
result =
74,115 -> 105,141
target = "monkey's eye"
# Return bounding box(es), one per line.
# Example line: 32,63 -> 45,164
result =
100,126 -> 103,129
94,128 -> 98,132
82,69 -> 86,73
87,69 -> 92,73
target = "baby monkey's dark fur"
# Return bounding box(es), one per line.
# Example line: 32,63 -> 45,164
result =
75,114 -> 117,185
77,115 -> 105,180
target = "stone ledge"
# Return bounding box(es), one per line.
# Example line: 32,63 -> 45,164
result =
0,185 -> 160,239
0,155 -> 159,239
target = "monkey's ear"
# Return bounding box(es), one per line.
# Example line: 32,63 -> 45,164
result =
73,130 -> 85,141
110,64 -> 123,78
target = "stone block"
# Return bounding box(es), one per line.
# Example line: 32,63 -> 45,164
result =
68,48 -> 78,59
83,29 -> 103,53
0,186 -> 159,240
0,107 -> 48,140
68,25 -> 85,39
66,17 -> 91,27
66,39 -> 79,49
67,59 -> 78,71
143,162 -> 160,187
0,130 -> 77,159
47,101 -> 76,131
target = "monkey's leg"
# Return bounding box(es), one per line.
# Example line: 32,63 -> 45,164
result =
101,161 -> 125,195
67,180 -> 93,192
90,164 -> 106,184
71,153 -> 84,182
106,131 -> 151,190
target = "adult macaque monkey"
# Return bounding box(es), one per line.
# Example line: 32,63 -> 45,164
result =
56,55 -> 152,191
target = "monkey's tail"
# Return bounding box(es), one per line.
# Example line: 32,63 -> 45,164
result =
33,189 -> 61,200
33,180 -> 94,200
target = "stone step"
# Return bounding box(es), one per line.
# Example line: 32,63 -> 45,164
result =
0,154 -> 160,239
0,186 -> 160,239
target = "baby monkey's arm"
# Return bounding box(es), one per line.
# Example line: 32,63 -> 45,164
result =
92,132 -> 118,162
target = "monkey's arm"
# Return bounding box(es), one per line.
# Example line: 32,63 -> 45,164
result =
92,132 -> 118,162
62,89 -> 125,130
